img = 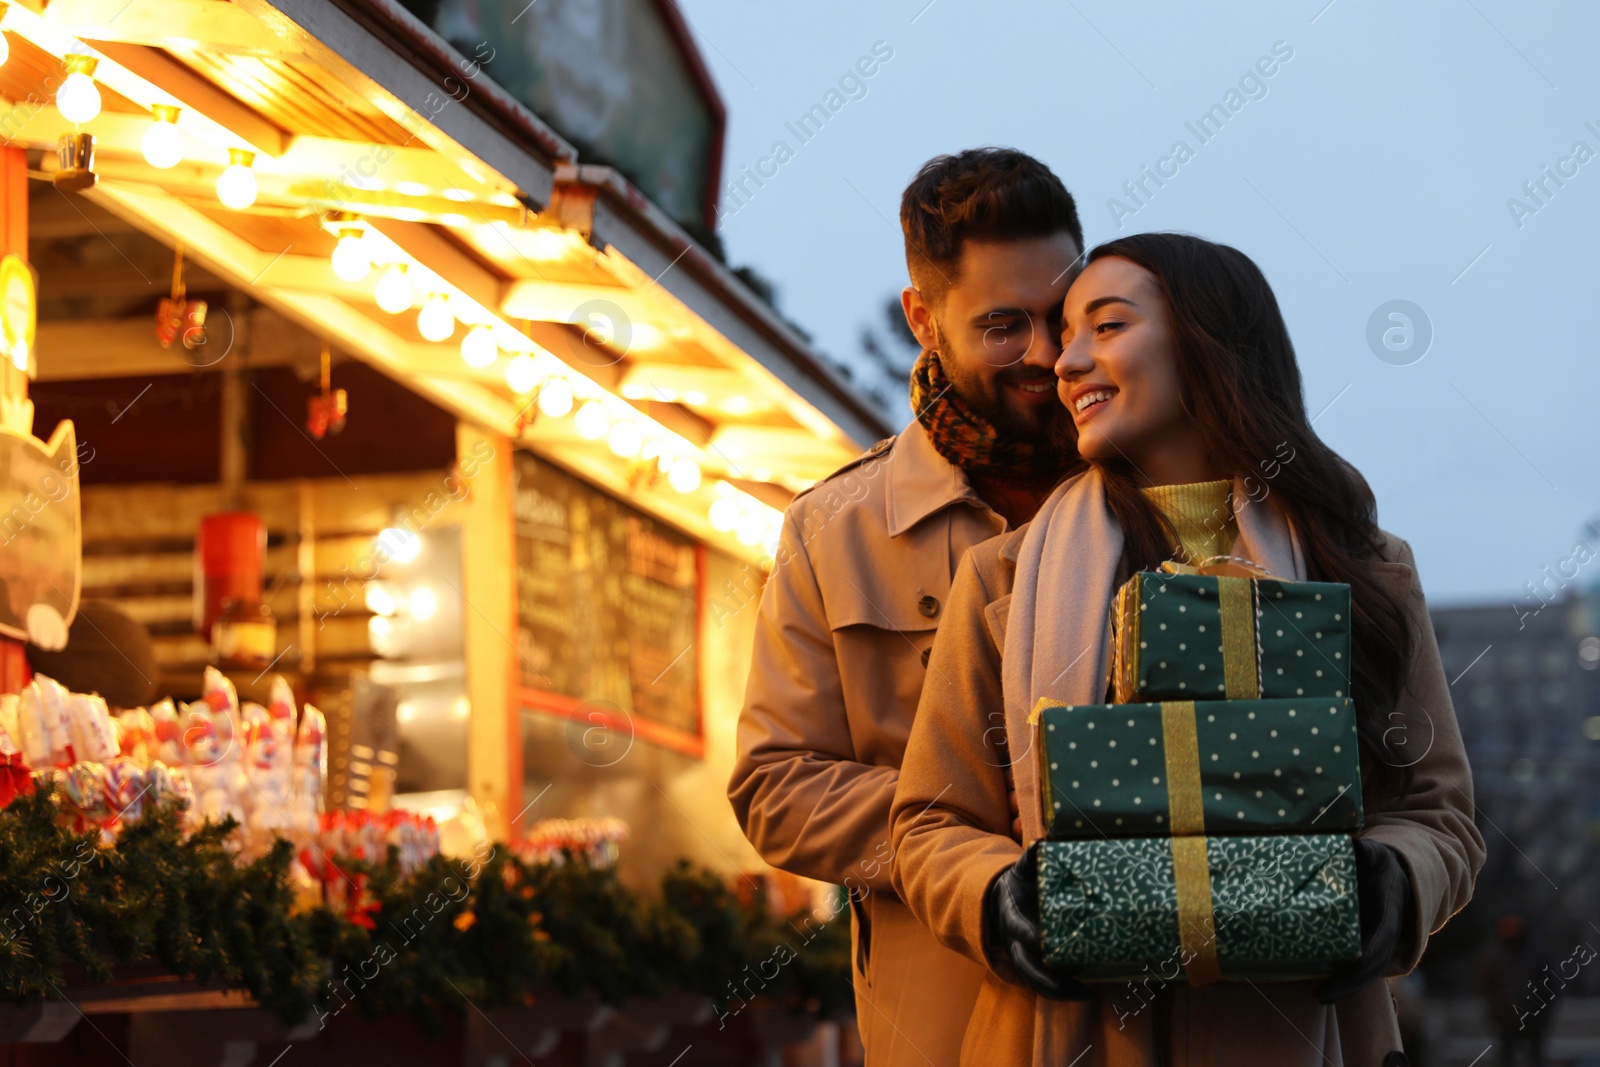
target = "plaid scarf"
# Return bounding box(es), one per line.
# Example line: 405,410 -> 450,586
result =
909,348 -> 1068,483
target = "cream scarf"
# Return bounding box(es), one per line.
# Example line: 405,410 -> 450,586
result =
999,466 -> 1342,1066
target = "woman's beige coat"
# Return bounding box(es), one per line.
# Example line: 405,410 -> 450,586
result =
890,518 -> 1485,1066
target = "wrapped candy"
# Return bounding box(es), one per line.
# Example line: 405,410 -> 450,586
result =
115,707 -> 156,767
59,761 -> 114,840
241,700 -> 294,854
178,699 -> 247,832
291,703 -> 326,836
148,699 -> 182,766
104,756 -> 148,823
145,760 -> 194,813
67,693 -> 119,764
18,676 -> 73,767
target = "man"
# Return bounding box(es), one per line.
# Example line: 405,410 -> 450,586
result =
728,147 -> 1084,1066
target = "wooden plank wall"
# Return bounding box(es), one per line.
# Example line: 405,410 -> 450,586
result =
80,469 -> 469,702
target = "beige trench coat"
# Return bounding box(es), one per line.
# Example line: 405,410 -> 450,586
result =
729,422 -> 1009,1066
890,524 -> 1485,1066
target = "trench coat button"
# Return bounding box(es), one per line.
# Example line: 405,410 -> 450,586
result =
1381,1053 -> 1408,1067
918,595 -> 939,618
921,647 -> 932,668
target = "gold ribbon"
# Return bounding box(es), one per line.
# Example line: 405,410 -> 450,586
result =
1216,576 -> 1260,699
1160,701 -> 1222,984
1171,836 -> 1223,985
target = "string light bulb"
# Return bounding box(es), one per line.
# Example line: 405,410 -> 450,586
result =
460,324 -> 497,368
667,456 -> 702,493
537,377 -> 573,417
140,104 -> 182,168
330,228 -> 370,282
374,264 -> 413,314
573,400 -> 608,440
56,55 -> 101,124
504,353 -> 539,394
607,421 -> 644,458
417,293 -> 454,341
216,148 -> 257,210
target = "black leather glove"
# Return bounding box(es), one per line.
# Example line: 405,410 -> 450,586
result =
983,841 -> 1092,1000
1316,838 -> 1412,1003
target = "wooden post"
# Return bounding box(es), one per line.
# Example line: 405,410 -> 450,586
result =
457,421 -> 516,843
0,145 -> 31,692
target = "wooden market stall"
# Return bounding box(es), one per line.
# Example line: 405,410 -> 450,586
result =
0,2 -> 888,1063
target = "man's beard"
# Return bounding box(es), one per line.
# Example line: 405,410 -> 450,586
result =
934,325 -> 1072,448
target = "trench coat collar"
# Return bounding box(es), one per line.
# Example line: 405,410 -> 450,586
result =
885,420 -> 988,537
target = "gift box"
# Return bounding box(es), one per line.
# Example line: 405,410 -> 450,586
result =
1031,697 -> 1362,839
1111,569 -> 1352,704
1037,833 -> 1360,983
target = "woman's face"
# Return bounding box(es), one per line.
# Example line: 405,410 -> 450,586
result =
1056,256 -> 1210,484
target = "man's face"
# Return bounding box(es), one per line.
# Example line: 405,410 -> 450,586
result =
904,234 -> 1082,442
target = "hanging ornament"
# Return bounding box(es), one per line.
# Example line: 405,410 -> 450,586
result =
155,243 -> 207,351
307,341 -> 348,439
52,132 -> 95,192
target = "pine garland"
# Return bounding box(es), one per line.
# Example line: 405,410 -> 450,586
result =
0,787 -> 851,1031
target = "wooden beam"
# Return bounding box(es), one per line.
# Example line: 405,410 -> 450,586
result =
35,308 -> 321,381
85,42 -> 291,158
43,0 -> 305,57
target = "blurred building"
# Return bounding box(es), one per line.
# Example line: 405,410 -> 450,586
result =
1427,587 -> 1600,989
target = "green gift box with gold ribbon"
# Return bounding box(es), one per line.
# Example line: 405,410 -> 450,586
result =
1111,567 -> 1351,704
1031,697 -> 1362,839
1037,833 -> 1361,983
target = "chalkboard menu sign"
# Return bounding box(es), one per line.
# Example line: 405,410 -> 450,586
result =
513,451 -> 703,756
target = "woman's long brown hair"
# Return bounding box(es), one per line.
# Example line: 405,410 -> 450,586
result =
1084,232 -> 1415,792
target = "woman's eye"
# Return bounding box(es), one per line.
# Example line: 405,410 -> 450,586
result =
1094,320 -> 1126,335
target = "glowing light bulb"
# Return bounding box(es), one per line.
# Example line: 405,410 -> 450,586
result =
607,421 -> 643,458
504,354 -> 539,394
140,104 -> 182,168
573,400 -> 608,440
460,324 -> 496,368
0,14 -> 9,70
408,586 -> 438,621
377,526 -> 421,565
417,294 -> 453,342
216,148 -> 257,210
56,56 -> 101,124
667,456 -> 702,493
364,582 -> 396,616
708,497 -> 741,533
330,229 -> 370,282
374,264 -> 413,314
537,377 -> 574,417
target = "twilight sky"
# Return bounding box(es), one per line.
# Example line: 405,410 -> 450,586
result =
675,0 -> 1600,607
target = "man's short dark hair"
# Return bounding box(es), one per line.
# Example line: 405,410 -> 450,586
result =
899,147 -> 1083,301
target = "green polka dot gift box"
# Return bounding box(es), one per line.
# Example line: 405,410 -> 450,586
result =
1110,567 -> 1351,704
1030,697 -> 1362,839
1037,833 -> 1361,983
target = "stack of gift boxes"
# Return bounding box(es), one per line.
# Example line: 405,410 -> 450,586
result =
1031,566 -> 1364,985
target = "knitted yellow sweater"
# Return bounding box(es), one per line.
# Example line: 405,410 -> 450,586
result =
1140,479 -> 1237,563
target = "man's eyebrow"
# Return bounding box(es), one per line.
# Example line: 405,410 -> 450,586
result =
969,307 -> 1030,325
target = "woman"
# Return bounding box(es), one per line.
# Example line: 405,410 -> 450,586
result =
889,233 -> 1483,1066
